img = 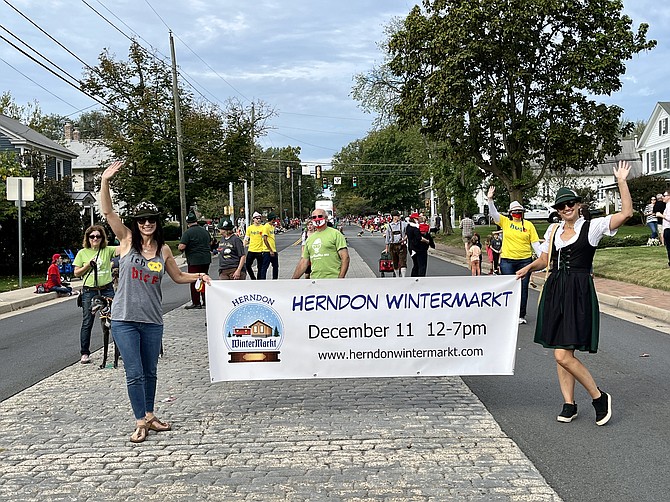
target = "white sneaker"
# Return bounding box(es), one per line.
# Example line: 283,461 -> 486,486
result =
518,317 -> 527,325
80,354 -> 91,364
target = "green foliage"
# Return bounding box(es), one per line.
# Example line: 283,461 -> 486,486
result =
163,223 -> 181,241
0,178 -> 84,275
79,43 -> 274,218
333,125 -> 425,214
627,174 -> 669,212
387,0 -> 656,202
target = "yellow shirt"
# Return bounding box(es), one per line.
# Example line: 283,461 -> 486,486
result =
499,216 -> 540,259
261,223 -> 276,252
245,223 -> 265,253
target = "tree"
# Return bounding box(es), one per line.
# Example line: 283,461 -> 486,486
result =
333,125 -> 425,214
387,0 -> 656,203
80,43 -> 274,219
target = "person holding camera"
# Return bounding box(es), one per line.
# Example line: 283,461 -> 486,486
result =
73,225 -> 117,364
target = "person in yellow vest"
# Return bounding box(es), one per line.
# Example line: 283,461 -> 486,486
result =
243,211 -> 265,280
487,188 -> 541,325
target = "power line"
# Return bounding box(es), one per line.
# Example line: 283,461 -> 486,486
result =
0,56 -> 79,109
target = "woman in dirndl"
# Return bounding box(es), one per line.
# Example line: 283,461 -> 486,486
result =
516,160 -> 633,427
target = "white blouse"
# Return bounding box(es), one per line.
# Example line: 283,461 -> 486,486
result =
538,216 -> 617,255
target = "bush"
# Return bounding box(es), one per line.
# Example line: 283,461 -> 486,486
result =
163,222 -> 181,240
626,211 -> 643,226
598,234 -> 648,248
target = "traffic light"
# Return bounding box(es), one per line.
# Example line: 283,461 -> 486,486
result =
285,165 -> 291,178
322,178 -> 328,189
315,165 -> 322,179
352,176 -> 358,187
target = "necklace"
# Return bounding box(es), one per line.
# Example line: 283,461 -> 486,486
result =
564,224 -> 575,229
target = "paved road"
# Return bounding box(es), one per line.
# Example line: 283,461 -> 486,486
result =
347,229 -> 670,502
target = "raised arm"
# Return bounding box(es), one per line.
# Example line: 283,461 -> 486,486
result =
100,161 -> 130,243
608,160 -> 633,231
486,186 -> 501,224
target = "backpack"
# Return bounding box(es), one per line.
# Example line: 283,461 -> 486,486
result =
35,283 -> 47,294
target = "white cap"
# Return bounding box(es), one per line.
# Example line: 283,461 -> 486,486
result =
252,211 -> 262,218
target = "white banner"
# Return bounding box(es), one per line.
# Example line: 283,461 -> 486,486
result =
206,276 -> 521,382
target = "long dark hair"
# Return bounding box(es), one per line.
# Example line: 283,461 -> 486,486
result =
130,219 -> 165,255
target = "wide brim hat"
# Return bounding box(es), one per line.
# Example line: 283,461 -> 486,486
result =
508,201 -> 525,213
132,201 -> 160,218
218,219 -> 234,230
186,212 -> 198,223
552,188 -> 582,208
267,212 -> 277,221
391,210 -> 400,217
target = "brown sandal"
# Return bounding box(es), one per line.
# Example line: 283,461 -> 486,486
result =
129,424 -> 148,443
147,416 -> 172,432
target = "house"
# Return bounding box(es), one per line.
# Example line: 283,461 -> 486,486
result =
536,138 -> 644,212
62,123 -> 114,224
473,138 -> 644,215
635,102 -> 670,178
0,113 -> 77,186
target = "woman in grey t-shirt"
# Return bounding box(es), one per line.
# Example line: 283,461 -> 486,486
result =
100,161 -> 212,444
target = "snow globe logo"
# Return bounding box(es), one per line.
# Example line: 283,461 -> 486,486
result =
222,302 -> 283,363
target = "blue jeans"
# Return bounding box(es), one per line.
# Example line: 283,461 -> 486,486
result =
647,221 -> 658,239
500,257 -> 532,318
259,252 -> 279,279
112,321 -> 163,420
80,285 -> 115,355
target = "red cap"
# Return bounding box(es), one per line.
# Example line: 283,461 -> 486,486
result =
409,212 -> 420,220
52,253 -> 61,263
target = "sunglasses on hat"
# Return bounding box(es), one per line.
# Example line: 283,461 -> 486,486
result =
555,200 -> 578,211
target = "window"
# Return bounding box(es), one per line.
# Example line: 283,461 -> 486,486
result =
651,151 -> 657,172
664,148 -> 670,171
647,153 -> 650,174
660,118 -> 669,136
56,159 -> 64,181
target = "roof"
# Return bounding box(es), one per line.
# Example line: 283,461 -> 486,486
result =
64,139 -> 112,169
68,191 -> 97,205
531,138 -> 643,177
0,113 -> 77,159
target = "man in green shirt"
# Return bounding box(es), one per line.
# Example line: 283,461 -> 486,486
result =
178,212 -> 212,309
292,208 -> 349,279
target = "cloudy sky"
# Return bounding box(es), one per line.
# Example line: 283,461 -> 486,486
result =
0,0 -> 668,166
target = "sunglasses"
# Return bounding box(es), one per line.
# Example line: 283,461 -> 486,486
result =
88,234 -> 102,240
555,200 -> 577,211
311,215 -> 325,220
136,217 -> 157,224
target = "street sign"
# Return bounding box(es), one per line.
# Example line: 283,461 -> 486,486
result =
6,177 -> 34,201
333,176 -> 341,185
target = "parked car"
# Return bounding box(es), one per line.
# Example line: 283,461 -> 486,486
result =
473,213 -> 493,225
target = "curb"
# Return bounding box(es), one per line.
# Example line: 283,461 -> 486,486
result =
429,247 -> 670,325
0,291 -> 59,314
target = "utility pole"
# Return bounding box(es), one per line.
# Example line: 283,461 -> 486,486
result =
250,103 -> 255,214
169,32 -> 187,231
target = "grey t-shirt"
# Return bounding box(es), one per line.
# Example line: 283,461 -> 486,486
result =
112,248 -> 165,325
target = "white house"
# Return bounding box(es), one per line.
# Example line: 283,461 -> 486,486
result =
635,102 -> 670,177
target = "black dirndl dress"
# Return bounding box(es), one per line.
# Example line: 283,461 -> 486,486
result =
534,221 -> 600,353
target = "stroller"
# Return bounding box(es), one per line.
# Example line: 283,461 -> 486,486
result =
58,249 -> 76,282
379,250 -> 395,278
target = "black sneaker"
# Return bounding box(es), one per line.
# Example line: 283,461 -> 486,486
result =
592,389 -> 612,426
557,403 -> 578,423
184,304 -> 202,310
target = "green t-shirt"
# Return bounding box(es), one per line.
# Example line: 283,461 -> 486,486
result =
302,226 -> 347,279
73,246 -> 117,287
180,225 -> 212,265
